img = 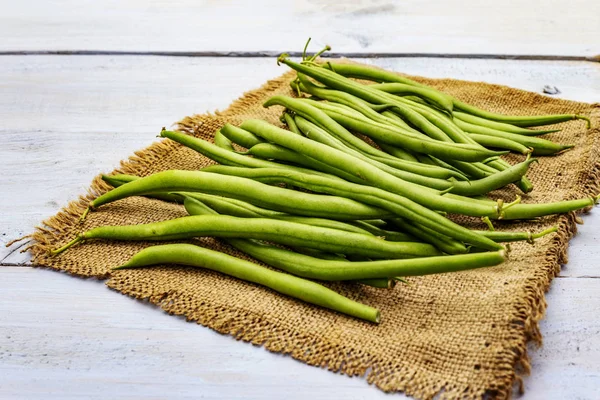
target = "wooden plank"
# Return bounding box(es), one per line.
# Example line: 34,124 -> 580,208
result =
2,56 -> 599,270
1,1 -> 599,56
525,277 -> 600,399
1,266 -> 598,399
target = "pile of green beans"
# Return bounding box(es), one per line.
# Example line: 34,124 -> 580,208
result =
50,44 -> 596,323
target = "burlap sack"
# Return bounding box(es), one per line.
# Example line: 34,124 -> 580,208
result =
27,64 -> 600,399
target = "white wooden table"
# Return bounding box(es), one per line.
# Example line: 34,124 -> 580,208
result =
1,2 -> 599,399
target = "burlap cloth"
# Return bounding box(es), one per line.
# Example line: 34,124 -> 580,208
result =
27,63 -> 600,399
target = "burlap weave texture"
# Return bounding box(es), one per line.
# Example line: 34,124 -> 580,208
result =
28,64 -> 600,399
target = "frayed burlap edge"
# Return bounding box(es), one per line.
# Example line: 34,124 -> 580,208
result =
23,63 -> 600,399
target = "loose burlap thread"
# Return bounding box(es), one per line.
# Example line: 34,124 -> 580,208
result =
27,63 -> 600,399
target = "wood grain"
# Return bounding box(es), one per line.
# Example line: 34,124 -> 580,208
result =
1,0 -> 599,56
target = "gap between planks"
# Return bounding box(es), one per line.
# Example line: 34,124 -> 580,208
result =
0,50 -> 599,62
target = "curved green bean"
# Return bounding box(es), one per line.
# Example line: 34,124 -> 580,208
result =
214,131 -> 235,151
468,133 -> 532,155
368,82 -> 453,114
182,195 -> 375,236
53,214 -> 442,259
229,239 -> 506,280
454,112 -> 561,135
101,174 -> 184,203
283,112 -> 301,135
475,226 -> 558,243
243,142 -> 363,183
87,170 -> 392,221
220,124 -> 265,149
114,243 -> 380,323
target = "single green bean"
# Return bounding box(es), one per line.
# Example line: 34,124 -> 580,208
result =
467,133 -> 532,155
453,101 -> 591,128
182,194 -> 375,236
101,174 -> 184,203
53,215 -> 442,259
368,82 -> 453,114
114,243 -> 380,323
454,112 -> 561,135
243,142 -> 363,183
87,170 -> 392,221
283,112 -> 301,135
230,239 -> 507,280
456,123 -> 574,156
220,124 -> 265,149
214,131 -> 235,151
475,226 -> 558,243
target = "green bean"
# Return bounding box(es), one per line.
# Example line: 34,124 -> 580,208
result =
220,124 -> 265,149
388,218 -> 468,255
214,131 -> 235,151
86,170 -> 392,221
114,243 -> 380,323
368,82 -> 453,114
182,194 -> 375,236
456,124 -> 574,156
53,214 -> 442,259
321,62 -> 427,88
454,112 -> 561,135
475,226 -> 558,243
380,110 -> 414,131
373,137 -> 419,162
159,129 -> 349,181
283,112 -> 301,135
321,62 -> 591,128
467,133 -> 532,155
101,174 -> 184,203
183,192 -> 284,218
201,165 -> 503,251
295,115 -> 466,181
229,239 -> 506,280
266,95 -> 507,162
453,101 -> 591,128
245,118 -> 533,197
501,197 -> 598,220
243,142 -> 364,183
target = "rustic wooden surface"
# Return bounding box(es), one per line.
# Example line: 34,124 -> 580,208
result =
1,2 -> 600,398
